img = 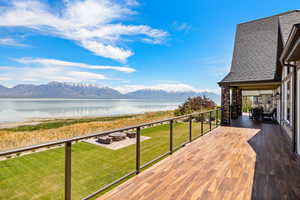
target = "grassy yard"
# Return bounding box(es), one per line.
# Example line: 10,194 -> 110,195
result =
0,121 -> 214,200
0,111 -> 174,150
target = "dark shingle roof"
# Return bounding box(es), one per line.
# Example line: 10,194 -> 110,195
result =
219,10 -> 300,84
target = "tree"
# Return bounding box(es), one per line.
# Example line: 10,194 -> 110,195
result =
174,96 -> 216,116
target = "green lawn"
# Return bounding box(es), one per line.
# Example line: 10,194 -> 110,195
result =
0,121 -> 214,200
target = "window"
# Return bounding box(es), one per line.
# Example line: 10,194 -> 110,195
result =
286,80 -> 291,122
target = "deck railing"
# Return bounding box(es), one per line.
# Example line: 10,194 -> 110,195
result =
0,109 -> 221,200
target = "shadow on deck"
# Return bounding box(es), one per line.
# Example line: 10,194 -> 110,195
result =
98,115 -> 300,200
233,115 -> 300,199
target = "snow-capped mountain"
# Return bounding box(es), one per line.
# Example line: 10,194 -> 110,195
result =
0,82 -> 124,99
126,89 -> 220,104
0,82 -> 220,104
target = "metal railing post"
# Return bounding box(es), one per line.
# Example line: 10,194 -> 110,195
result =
216,109 -> 218,126
65,142 -> 72,200
189,116 -> 192,142
209,112 -> 212,131
136,127 -> 141,174
201,114 -> 204,135
170,120 -> 173,154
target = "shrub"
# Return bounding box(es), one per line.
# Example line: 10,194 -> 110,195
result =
174,96 -> 216,116
243,104 -> 252,112
195,115 -> 205,122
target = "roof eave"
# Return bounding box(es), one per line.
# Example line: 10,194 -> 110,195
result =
218,79 -> 281,87
280,24 -> 300,64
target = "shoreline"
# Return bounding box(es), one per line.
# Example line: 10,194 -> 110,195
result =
0,110 -> 173,129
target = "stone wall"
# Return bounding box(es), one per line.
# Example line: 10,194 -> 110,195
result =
231,87 -> 238,119
237,88 -> 243,116
221,86 -> 230,124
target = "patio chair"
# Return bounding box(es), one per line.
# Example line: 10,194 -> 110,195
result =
262,108 -> 277,121
251,107 -> 263,120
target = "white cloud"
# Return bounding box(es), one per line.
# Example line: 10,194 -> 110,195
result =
80,40 -> 134,62
0,65 -> 108,84
68,71 -> 106,80
0,0 -> 167,61
172,21 -> 191,33
14,57 -> 136,73
126,0 -> 139,6
0,37 -> 27,47
114,83 -> 220,94
0,77 -> 12,81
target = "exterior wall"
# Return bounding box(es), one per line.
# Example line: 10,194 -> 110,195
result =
296,62 -> 300,155
237,89 -> 242,116
231,87 -> 238,119
281,65 -> 294,140
221,86 -> 230,125
276,87 -> 281,123
297,63 -> 300,155
230,87 -> 242,119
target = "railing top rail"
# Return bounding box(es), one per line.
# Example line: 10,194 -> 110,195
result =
0,109 -> 220,156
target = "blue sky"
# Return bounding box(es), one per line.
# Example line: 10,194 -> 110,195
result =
0,0 -> 299,93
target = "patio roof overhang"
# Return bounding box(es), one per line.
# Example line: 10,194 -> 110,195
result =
218,80 -> 281,90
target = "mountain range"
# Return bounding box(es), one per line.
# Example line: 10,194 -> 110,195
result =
0,82 -> 220,104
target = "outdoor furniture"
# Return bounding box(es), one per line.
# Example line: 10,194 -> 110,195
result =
125,131 -> 136,138
251,107 -> 263,120
249,108 -> 253,118
109,132 -> 127,141
262,108 -> 277,121
96,136 -> 112,144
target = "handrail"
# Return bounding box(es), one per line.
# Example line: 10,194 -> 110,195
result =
0,109 -> 218,157
0,108 -> 221,200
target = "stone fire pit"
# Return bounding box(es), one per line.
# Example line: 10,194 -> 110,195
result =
109,132 -> 127,141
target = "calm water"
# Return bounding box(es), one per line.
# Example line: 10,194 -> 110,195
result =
0,98 -> 183,123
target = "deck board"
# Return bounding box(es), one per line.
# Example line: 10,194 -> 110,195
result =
98,116 -> 300,200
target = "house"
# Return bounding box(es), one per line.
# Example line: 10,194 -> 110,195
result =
98,11 -> 300,200
219,10 -> 300,155
3,10 -> 300,200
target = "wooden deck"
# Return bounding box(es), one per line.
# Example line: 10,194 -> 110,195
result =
98,116 -> 300,200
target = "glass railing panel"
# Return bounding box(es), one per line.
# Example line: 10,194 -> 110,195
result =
0,146 -> 65,200
140,122 -> 170,167
202,112 -> 211,135
71,132 -> 135,199
192,113 -> 204,139
173,117 -> 190,149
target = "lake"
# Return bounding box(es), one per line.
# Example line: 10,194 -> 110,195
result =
0,98 -> 183,123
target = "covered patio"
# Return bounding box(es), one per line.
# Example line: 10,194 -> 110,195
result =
219,82 -> 281,125
98,116 -> 300,200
